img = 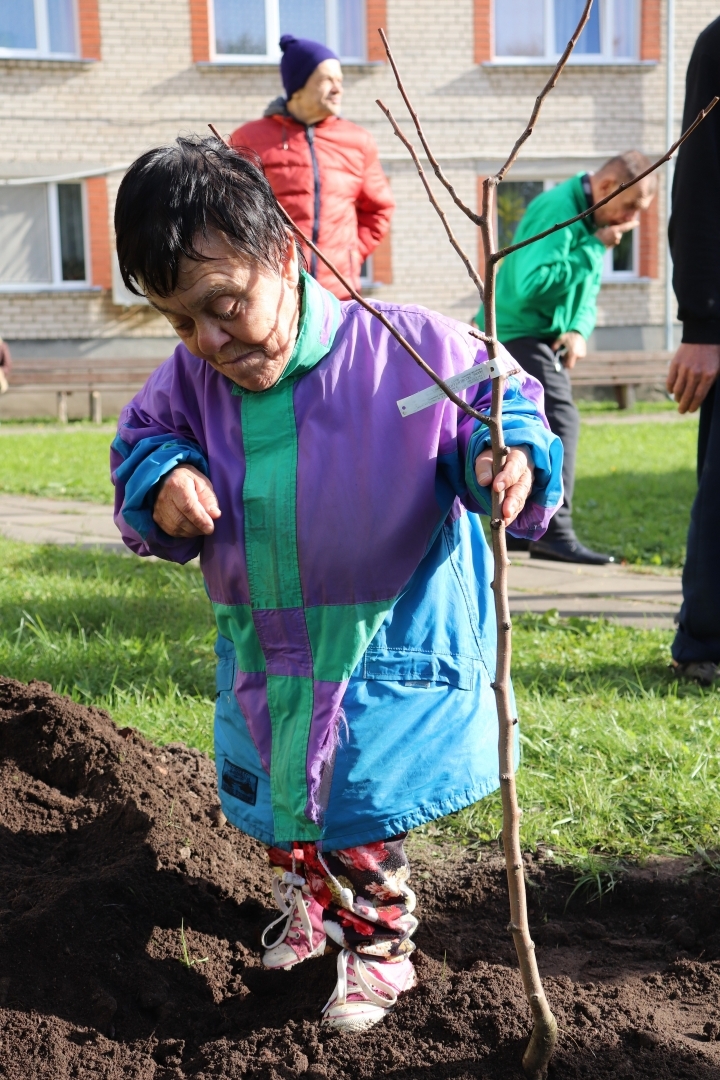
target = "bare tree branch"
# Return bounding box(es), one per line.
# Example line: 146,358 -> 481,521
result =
495,0 -> 594,181
276,202 -> 494,427
492,97 -> 719,262
208,124 -> 493,428
377,0 -> 591,222
378,28 -> 483,227
376,99 -> 485,300
468,328 -> 495,346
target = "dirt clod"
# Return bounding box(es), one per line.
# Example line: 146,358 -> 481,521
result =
1,675 -> 720,1078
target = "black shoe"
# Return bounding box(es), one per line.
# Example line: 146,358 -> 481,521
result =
672,660 -> 718,686
530,538 -> 615,565
505,536 -> 530,552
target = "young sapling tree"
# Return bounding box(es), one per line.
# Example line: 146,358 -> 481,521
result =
209,8 -> 716,1066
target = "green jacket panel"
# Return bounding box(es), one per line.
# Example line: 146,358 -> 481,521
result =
476,174 -> 606,342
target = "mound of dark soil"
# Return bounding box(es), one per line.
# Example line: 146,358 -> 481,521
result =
1,675 -> 720,1079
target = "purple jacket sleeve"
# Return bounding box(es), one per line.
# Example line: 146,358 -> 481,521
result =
111,348 -> 211,563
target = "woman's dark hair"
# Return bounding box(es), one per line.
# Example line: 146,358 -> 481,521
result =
115,135 -> 304,297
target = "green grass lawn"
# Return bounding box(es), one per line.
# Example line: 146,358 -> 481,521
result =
575,397 -> 678,415
0,426 -> 115,503
436,611 -> 720,864
0,539 -> 216,752
0,414 -> 699,566
1,537 -> 718,866
574,418 -> 697,566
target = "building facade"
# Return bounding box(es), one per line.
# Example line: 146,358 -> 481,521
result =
0,0 -> 715,416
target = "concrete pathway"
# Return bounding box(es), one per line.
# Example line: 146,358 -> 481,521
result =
507,552 -> 681,630
0,493 -> 125,552
0,493 -> 682,629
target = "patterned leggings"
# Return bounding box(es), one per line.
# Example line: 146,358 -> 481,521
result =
267,834 -> 418,960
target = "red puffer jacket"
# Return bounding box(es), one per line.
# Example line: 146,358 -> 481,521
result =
231,100 -> 394,299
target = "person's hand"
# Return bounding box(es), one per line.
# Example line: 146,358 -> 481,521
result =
0,340 -> 11,368
474,445 -> 534,526
666,343 -> 720,414
595,219 -> 638,248
551,330 -> 586,370
152,464 -> 221,537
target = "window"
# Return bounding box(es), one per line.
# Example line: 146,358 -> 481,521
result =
212,0 -> 366,63
494,178 -> 639,280
0,182 -> 88,290
358,254 -> 371,285
602,226 -> 638,280
494,0 -> 638,62
0,0 -> 77,58
496,181 -> 545,249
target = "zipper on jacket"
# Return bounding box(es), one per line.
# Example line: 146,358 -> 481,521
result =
305,125 -> 321,278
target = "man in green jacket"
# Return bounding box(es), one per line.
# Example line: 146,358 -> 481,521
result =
477,152 -> 656,563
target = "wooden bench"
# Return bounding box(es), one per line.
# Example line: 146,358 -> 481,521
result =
5,349 -> 673,420
569,350 -> 672,409
6,357 -> 163,422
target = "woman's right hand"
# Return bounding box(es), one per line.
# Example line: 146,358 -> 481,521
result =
152,464 -> 221,537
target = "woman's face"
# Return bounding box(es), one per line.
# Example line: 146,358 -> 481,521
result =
147,231 -> 301,392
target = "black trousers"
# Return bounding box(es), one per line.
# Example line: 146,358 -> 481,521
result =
672,381 -> 720,663
502,336 -> 579,544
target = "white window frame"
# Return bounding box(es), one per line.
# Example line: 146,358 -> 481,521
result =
210,0 -> 366,64
602,225 -> 639,281
493,0 -> 640,65
0,0 -> 79,60
0,180 -> 91,293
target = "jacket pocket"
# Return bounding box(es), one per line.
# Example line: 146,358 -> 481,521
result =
362,648 -> 478,691
214,635 -> 237,696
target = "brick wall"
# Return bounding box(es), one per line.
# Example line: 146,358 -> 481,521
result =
640,0 -> 662,62
78,0 -> 102,60
639,198 -> 659,279
86,177 -> 112,289
0,0 -> 716,342
189,0 -> 210,63
0,293 -> 170,340
366,0 -> 388,59
372,231 -> 393,284
473,0 -> 492,65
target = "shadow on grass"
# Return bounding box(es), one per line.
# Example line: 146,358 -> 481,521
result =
573,468 -> 695,567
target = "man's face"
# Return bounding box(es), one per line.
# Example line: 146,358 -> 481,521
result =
593,177 -> 654,227
147,231 -> 301,393
288,59 -> 343,123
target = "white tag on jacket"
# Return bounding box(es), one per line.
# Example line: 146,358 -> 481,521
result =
396,358 -> 501,417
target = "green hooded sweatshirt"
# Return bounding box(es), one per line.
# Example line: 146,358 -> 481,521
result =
475,173 -> 606,343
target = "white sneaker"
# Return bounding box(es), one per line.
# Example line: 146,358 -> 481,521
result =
321,949 -> 416,1032
261,871 -> 326,970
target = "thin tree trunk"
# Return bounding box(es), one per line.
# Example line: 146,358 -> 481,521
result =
483,178 -> 557,1078
210,9 -> 716,1063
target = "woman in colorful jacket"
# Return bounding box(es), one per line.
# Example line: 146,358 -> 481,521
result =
111,136 -> 563,1034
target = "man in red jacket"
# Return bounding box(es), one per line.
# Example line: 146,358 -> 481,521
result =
231,35 -> 394,300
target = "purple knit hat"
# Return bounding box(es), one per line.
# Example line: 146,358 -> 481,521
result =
279,35 -> 339,99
